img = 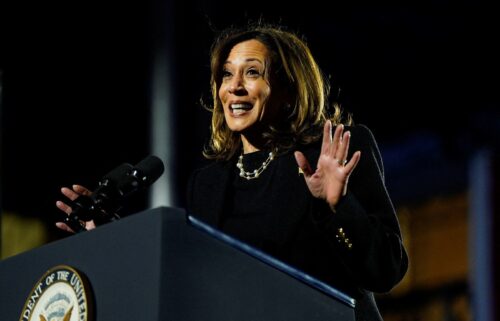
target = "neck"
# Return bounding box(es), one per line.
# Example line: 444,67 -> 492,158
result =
241,134 -> 264,154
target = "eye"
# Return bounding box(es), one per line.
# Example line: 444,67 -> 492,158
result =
246,68 -> 262,77
222,69 -> 232,79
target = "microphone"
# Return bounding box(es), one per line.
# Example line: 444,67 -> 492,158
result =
63,155 -> 165,232
114,155 -> 165,199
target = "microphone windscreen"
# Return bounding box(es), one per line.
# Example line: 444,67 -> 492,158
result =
102,163 -> 134,182
133,155 -> 165,185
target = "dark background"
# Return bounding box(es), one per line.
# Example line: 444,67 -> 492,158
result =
0,0 -> 498,234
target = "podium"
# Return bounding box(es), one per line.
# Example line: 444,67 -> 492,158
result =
0,207 -> 355,320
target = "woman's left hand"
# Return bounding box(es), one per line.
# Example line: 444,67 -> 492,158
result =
294,120 -> 361,211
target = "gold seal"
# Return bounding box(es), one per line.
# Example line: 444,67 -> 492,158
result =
19,265 -> 93,321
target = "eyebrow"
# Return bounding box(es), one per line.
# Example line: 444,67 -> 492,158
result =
224,58 -> 264,65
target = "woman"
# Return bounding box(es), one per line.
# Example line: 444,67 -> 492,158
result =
187,25 -> 408,321
56,25 -> 408,321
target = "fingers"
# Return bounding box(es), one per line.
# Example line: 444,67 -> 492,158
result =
344,151 -> 361,173
61,187 -> 80,201
321,121 -> 359,169
55,215 -> 96,233
86,221 -> 97,230
55,184 -> 95,234
73,184 -> 92,196
321,120 -> 332,155
55,222 -> 75,233
335,130 -> 351,165
321,121 -> 346,158
56,200 -> 73,215
331,123 -> 344,157
294,151 -> 314,177
57,184 -> 92,217
61,185 -> 92,201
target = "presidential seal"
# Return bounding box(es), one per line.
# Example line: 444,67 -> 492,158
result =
19,265 -> 93,321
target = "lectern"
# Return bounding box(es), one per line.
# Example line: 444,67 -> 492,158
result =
0,207 -> 355,320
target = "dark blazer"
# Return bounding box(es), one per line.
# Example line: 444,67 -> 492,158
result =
187,124 -> 408,321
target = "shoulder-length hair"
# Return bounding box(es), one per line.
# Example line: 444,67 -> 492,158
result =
203,25 -> 347,161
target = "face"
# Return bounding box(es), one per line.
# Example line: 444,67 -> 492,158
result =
218,39 -> 282,135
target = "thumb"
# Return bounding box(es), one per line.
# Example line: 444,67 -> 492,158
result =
294,151 -> 313,178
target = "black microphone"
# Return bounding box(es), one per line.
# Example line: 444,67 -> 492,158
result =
63,162 -> 133,232
63,155 -> 165,232
114,155 -> 165,199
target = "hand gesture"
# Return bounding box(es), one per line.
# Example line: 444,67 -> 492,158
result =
55,184 -> 96,233
294,120 -> 361,211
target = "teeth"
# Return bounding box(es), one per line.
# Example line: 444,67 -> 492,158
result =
233,109 -> 246,115
231,103 -> 252,110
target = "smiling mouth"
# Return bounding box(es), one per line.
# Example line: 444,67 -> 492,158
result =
230,103 -> 253,115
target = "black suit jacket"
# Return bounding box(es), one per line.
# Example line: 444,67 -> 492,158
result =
187,125 -> 408,321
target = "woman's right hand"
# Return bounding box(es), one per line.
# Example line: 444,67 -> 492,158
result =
55,184 -> 97,233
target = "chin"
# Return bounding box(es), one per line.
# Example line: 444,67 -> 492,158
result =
227,124 -> 251,133
225,118 -> 257,133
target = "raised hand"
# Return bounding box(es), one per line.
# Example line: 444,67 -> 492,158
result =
55,184 -> 96,233
294,120 -> 361,212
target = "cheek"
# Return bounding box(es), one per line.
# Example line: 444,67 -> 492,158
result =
263,87 -> 271,100
257,86 -> 272,106
246,82 -> 269,102
218,85 -> 227,103
257,79 -> 271,96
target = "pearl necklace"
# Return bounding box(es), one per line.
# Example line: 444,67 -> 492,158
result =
236,150 -> 275,180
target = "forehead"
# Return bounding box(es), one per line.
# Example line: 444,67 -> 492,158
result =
225,39 -> 269,64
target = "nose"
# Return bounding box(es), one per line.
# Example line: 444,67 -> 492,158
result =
228,74 -> 245,94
